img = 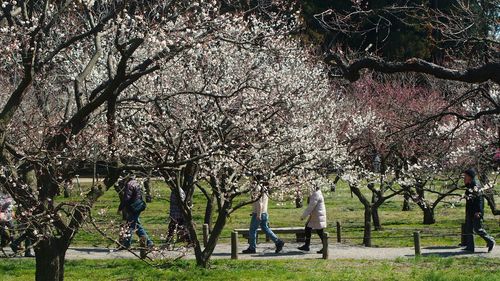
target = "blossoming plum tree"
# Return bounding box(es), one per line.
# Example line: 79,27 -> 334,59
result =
0,0 -> 275,279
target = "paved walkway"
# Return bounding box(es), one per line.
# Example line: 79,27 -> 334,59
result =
3,243 -> 498,260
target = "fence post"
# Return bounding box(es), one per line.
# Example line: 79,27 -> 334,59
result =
413,231 -> 421,256
203,224 -> 209,247
336,221 -> 342,243
231,231 -> 238,260
322,232 -> 329,260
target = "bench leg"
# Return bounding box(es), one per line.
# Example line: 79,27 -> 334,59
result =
296,233 -> 305,243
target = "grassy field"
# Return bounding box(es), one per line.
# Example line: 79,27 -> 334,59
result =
2,257 -> 500,281
4,180 -> 500,281
61,180 -> 500,248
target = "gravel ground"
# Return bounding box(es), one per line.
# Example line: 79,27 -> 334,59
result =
3,242 -> 498,261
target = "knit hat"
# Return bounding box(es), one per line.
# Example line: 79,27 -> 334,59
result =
463,168 -> 476,178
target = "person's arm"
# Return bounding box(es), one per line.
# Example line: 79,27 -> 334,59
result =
301,192 -> 319,220
469,186 -> 482,218
473,194 -> 484,218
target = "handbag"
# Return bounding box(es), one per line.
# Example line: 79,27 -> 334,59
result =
130,199 -> 147,213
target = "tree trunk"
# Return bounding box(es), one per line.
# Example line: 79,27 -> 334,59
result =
144,176 -> 152,203
198,208 -> 229,267
63,185 -> 70,198
22,168 -> 38,197
363,207 -> 372,247
203,193 -> 214,230
184,204 -> 229,268
34,238 -> 67,281
422,207 -> 435,224
484,190 -> 500,216
372,206 -> 382,231
402,194 -> 411,211
295,195 -> 303,208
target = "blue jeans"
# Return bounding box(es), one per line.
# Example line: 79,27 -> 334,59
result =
123,211 -> 151,248
248,213 -> 279,250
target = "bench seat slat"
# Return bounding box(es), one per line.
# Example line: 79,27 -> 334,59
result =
234,227 -> 304,234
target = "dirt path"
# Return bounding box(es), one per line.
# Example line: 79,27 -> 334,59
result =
3,243 -> 498,260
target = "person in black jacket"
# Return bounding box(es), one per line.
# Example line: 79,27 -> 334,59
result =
463,168 -> 495,253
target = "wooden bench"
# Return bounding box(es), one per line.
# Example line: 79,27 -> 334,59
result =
234,227 -> 306,242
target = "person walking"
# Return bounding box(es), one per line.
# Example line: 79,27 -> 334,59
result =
462,168 -> 495,253
10,228 -> 34,257
0,191 -> 14,248
166,187 -> 190,246
298,184 -> 327,254
1,190 -> 34,257
242,180 -> 285,254
117,175 -> 153,258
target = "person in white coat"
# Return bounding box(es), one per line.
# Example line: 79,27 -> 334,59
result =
298,185 -> 327,253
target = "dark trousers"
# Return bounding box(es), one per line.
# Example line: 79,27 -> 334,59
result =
464,213 -> 494,250
166,217 -> 190,243
304,226 -> 324,247
0,221 -> 14,247
11,230 -> 32,255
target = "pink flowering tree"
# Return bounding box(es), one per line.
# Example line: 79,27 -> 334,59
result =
334,74 -> 463,243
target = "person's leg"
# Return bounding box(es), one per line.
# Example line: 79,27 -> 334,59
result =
304,226 -> 312,247
247,213 -> 259,251
132,214 -> 152,259
464,214 -> 475,251
298,226 -> 312,251
7,221 -> 15,243
24,234 -> 34,257
473,217 -> 495,249
11,231 -> 27,252
134,216 -> 152,246
259,213 -> 279,244
260,213 -> 284,253
316,228 -> 325,254
166,217 -> 178,243
178,218 -> 191,243
123,213 -> 138,248
316,228 -> 324,241
0,222 -> 8,247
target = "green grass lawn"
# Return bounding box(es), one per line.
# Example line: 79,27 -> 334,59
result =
4,180 -> 500,281
2,257 -> 500,281
63,180 -> 500,248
